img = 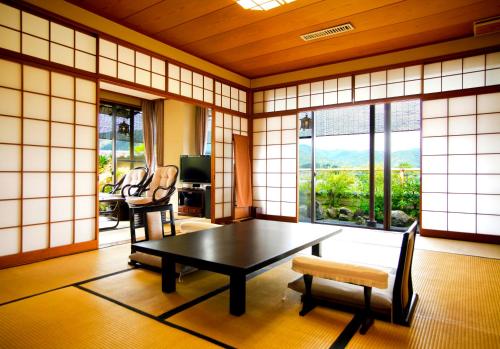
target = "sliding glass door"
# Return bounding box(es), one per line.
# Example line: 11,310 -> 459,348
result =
298,100 -> 420,230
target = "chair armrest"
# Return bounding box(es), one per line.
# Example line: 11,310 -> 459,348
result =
292,256 -> 388,289
152,185 -> 175,204
124,184 -> 142,197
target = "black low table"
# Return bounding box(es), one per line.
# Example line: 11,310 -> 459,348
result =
133,219 -> 341,316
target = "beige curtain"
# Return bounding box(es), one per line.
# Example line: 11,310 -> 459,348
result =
194,107 -> 207,155
233,134 -> 253,207
154,100 -> 164,167
141,99 -> 164,169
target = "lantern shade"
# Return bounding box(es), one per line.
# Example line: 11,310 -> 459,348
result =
118,120 -> 130,135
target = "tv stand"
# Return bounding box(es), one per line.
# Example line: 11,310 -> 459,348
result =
178,187 -> 206,217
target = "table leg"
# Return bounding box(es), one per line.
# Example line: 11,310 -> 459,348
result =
229,273 -> 246,316
312,243 -> 321,257
162,256 -> 176,293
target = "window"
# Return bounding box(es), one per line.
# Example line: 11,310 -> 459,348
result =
98,102 -> 145,190
204,109 -> 212,155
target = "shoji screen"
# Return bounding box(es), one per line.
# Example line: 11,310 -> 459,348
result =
213,111 -> 248,221
421,92 -> 500,237
252,115 -> 297,219
0,59 -> 97,266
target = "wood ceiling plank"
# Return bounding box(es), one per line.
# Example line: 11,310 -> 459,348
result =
208,0 -> 490,65
121,0 -> 235,34
243,24 -> 473,77
232,2 -> 498,77
67,0 -> 163,20
180,0 -> 404,56
153,0 -> 323,47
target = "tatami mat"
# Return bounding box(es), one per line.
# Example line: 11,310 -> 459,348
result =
168,261 -> 353,348
0,243 -> 132,305
81,268 -> 228,316
347,249 -> 500,349
0,287 -> 219,349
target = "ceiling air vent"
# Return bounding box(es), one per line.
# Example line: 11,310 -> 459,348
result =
300,23 -> 354,41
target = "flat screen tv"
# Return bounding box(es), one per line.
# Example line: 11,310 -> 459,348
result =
180,155 -> 211,183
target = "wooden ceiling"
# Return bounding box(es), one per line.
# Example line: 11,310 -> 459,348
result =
67,0 -> 500,78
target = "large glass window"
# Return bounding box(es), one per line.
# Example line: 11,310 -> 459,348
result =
298,100 -> 420,230
98,102 -> 145,191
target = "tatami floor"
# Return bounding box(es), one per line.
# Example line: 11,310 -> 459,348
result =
1,223 -> 499,349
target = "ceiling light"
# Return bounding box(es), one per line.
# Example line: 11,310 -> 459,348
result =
237,0 -> 295,11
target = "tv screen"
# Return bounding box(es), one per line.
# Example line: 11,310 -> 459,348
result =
180,155 -> 211,183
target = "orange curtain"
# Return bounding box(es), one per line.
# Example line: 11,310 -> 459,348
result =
233,134 -> 253,207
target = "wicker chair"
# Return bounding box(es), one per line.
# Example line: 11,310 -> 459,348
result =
101,167 -> 148,197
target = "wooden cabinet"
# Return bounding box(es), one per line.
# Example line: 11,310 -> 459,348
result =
178,188 -> 206,217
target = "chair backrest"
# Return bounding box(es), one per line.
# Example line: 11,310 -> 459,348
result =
121,167 -> 148,196
392,220 -> 418,324
148,165 -> 178,204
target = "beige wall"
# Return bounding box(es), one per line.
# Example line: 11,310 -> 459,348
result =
163,99 -> 197,210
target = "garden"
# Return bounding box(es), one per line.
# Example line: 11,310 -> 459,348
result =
299,165 -> 420,227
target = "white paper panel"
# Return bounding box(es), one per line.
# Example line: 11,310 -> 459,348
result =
253,160 -> 266,173
477,195 -> 500,215
486,69 -> 500,86
282,173 -> 295,187
223,128 -> 232,142
223,188 -> 232,202
463,55 -> 484,72
448,193 -> 476,213
51,97 -> 74,123
421,137 -> 447,155
422,99 -> 447,119
0,26 -> 20,52
215,188 -> 223,203
0,173 -> 20,200
50,221 -> 73,247
463,71 -> 484,89
422,174 -> 447,192
448,155 -> 476,173
76,102 -> 96,126
267,131 -> 281,145
442,59 -> 462,76
477,215 -> 500,236
477,113 -> 500,134
448,135 -> 476,154
477,134 -> 500,153
118,45 -> 134,65
421,193 -> 447,211
0,200 -> 20,228
22,12 -> 49,39
99,39 -> 116,59
23,146 -> 48,172
75,125 -> 96,149
421,211 -> 447,230
0,227 -> 20,256
23,66 -> 49,94
448,115 -> 476,135
214,204 -> 222,219
24,92 -> 49,120
23,173 -> 48,198
0,145 -> 21,171
75,51 -> 96,73
75,196 -> 95,219
441,75 -> 461,92
0,3 -> 20,30
253,173 -> 266,186
421,155 -> 447,174
423,78 -> 441,93
180,82 -> 192,98
51,72 -> 74,99
447,213 -> 475,233
448,175 -> 475,193
266,201 -> 280,215
51,147 -> 73,171
75,32 -> 96,54
135,52 -> 150,70
75,149 -> 95,172
99,57 -> 116,77
22,198 -> 48,225
241,118 -> 248,132
24,119 -> 49,146
0,87 -> 21,116
422,118 -> 447,137
22,224 -> 48,252
50,197 -> 73,222
477,154 -> 500,173
281,188 -> 296,202
223,203 -> 231,217
152,74 -> 165,90
387,82 -> 404,97
118,63 -> 134,82
224,173 -> 232,187
0,115 -> 21,143
0,59 -> 21,89
75,218 -> 95,243
267,159 -> 280,172
50,173 -> 73,197
51,122 -> 74,147
449,95 -> 476,116
253,187 -> 266,200
477,175 -> 500,194
50,43 -> 74,67
267,116 -> 281,131
136,68 -> 150,86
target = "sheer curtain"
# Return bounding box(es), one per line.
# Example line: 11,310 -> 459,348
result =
141,99 -> 164,170
195,106 -> 207,155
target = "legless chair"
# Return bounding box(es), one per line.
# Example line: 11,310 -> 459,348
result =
289,221 -> 418,333
126,165 -> 178,248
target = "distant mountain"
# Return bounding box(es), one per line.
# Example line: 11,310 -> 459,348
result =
299,144 -> 419,168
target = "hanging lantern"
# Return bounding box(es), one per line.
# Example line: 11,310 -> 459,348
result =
300,113 -> 312,130
118,120 -> 130,135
